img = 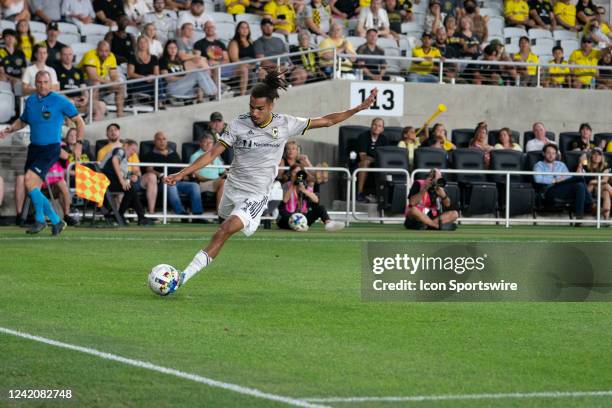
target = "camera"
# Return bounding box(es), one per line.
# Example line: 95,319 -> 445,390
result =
427,170 -> 446,192
294,170 -> 308,186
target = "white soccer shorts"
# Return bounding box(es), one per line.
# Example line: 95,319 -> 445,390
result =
218,183 -> 269,236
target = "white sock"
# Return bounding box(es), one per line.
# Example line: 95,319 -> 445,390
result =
182,250 -> 213,284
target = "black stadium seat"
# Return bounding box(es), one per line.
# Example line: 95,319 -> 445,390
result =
490,150 -> 534,216
524,151 -> 544,182
452,148 -> 498,215
95,139 -> 109,158
594,133 -> 612,149
139,140 -> 178,159
383,126 -> 403,144
490,149 -> 524,183
338,125 -> 368,168
451,148 -> 487,183
375,146 -> 409,213
559,132 -> 581,155
488,129 -> 520,147
523,130 -> 556,152
413,147 -> 447,179
182,142 -> 200,164
193,121 -> 211,142
451,129 -> 474,148
606,152 -> 612,165
563,150 -> 583,172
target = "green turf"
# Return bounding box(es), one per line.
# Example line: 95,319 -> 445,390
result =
1,224 -> 612,407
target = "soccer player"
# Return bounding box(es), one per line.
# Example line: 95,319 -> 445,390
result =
164,69 -> 377,292
0,70 -> 85,235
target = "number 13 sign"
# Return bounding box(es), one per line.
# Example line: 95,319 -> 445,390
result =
350,82 -> 404,117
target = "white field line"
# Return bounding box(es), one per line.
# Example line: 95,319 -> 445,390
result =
0,326 -> 329,408
303,390 -> 612,403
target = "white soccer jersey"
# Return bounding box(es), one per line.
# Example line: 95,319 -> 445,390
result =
219,113 -> 311,194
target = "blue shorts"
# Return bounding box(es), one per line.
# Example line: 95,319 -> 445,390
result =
25,143 -> 61,181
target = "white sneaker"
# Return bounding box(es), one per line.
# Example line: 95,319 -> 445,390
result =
325,221 -> 345,232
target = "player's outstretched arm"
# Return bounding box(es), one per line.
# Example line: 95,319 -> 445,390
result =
308,88 -> 378,130
164,142 -> 226,185
0,119 -> 27,139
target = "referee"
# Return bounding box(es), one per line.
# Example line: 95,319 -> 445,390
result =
0,70 -> 85,235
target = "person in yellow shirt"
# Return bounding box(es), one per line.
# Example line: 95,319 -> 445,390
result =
583,16 -> 612,47
225,0 -> 249,14
397,126 -> 420,168
545,45 -> 570,87
319,22 -> 356,75
408,32 -> 441,82
264,0 -> 297,34
569,36 -> 600,87
553,0 -> 578,31
512,36 -> 539,85
504,0 -> 532,27
77,41 -> 125,117
16,19 -> 35,61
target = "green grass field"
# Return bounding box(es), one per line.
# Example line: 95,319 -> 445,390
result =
1,224 -> 612,407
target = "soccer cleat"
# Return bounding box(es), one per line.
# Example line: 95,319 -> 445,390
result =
26,222 -> 46,234
325,221 -> 345,232
64,214 -> 79,226
51,220 -> 67,236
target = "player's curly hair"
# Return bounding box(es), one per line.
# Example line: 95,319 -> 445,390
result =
251,68 -> 288,102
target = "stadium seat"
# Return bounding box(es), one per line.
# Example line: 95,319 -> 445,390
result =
0,20 -> 15,30
559,132 -> 581,155
523,130 -> 556,151
58,33 -> 81,44
71,43 -> 95,63
452,148 -> 498,215
217,22 -> 236,41
347,36 -> 366,50
338,125 -> 368,168
488,129 -> 520,147
452,148 -> 487,183
491,150 -> 535,216
33,32 -> 46,42
504,27 -> 528,40
57,22 -> 80,34
553,29 -> 578,41
126,26 -> 140,37
560,39 -> 579,55
378,37 -> 399,49
451,128 -> 474,148
84,34 -> 107,45
0,80 -> 14,123
529,28 -> 553,40
413,147 -> 448,179
374,146 -> 409,213
490,149 -> 524,183
210,12 -> 235,23
487,17 -> 504,37
234,13 -> 262,25
401,22 -> 422,34
532,38 -> 554,51
563,150 -> 583,172
139,140 -> 177,158
95,139 -> 109,157
524,150 -> 544,174
384,47 -> 406,74
192,121 -> 211,141
181,142 -> 200,163
480,7 -> 502,17
384,126 -> 404,144
287,33 -> 298,46
412,12 -> 426,26
250,24 -> 262,39
594,133 -> 612,149
605,152 -> 612,164
29,20 -> 47,33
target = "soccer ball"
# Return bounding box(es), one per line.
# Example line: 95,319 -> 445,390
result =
288,213 -> 309,232
148,264 -> 180,296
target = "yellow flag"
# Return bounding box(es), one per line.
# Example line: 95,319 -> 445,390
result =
75,164 -> 110,207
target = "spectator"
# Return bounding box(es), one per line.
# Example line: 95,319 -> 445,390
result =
166,0 -> 190,11
357,117 -> 388,202
246,0 -> 267,15
16,19 -> 35,62
289,30 -> 324,85
569,36 -> 600,88
397,126 -> 420,168
534,143 -> 592,222
494,127 -> 521,151
78,40 -> 125,117
554,0 -> 578,32
177,0 -> 211,32
571,122 -> 595,152
423,123 -> 455,150
434,28 -> 460,81
63,127 -> 90,165
176,22 -> 212,72
143,23 -> 164,57
529,0 -> 557,31
22,45 -> 60,95
578,147 -> 610,220
526,122 -> 555,152
207,111 -> 234,164
305,0 -> 333,37
277,164 -> 344,231
277,139 -> 314,183
2,0 -> 29,21
512,36 -> 539,86
584,18 -> 611,48
39,22 -> 66,70
160,39 -> 217,102
424,0 -> 443,34
190,132 -> 225,209
597,48 -> 612,89
463,0 -> 488,43
356,0 -> 393,38
544,45 -> 570,88
440,0 -> 462,18
356,29 -> 387,80
62,0 -> 96,25
225,0 -> 249,15
490,39 -> 517,85
330,0 -> 360,20
264,0 -> 297,35
504,0 -> 532,28
407,32 -> 441,83
0,29 -> 27,94
469,121 -> 493,167
443,15 -> 462,59
57,45 -> 106,121
94,0 -> 125,28
127,35 -> 160,100
30,0 -> 61,24
228,21 -> 255,96
144,131 -> 204,220
385,0 -> 413,37
194,21 -> 230,86
102,139 -> 154,225
576,0 -> 597,27
319,22 -> 357,77
253,18 -> 289,74
457,16 -> 480,60
124,0 -> 149,25
473,44 -> 503,85
404,168 -> 458,230
143,0 -> 177,45
105,15 -> 136,64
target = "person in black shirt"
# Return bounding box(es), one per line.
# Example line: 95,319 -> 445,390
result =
127,35 -> 160,100
39,22 -> 65,69
576,0 -> 597,26
356,28 -> 387,80
473,44 -> 503,85
528,0 -> 557,30
194,21 -> 230,86
330,0 -> 360,19
357,117 -> 389,202
0,29 -> 26,93
104,16 -> 135,64
143,131 -> 204,218
94,0 -> 125,27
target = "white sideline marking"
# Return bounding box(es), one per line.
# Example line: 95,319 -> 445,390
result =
0,326 -> 329,408
303,390 -> 612,403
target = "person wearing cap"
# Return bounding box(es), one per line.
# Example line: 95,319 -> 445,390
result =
263,0 -> 297,35
22,44 -> 60,95
143,0 -> 177,44
528,0 -> 557,31
569,36 -> 601,88
356,0 -> 392,38
571,123 -> 596,152
62,0 -> 96,25
408,32 -> 442,83
0,28 -> 27,93
356,28 -> 387,80
253,18 -> 289,75
209,111 -> 234,164
38,22 -> 66,70
553,0 -> 578,32
30,0 -> 62,24
177,0 -> 212,32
